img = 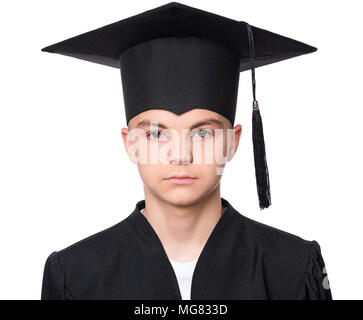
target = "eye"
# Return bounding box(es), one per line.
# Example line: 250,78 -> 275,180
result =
191,128 -> 213,139
146,130 -> 168,141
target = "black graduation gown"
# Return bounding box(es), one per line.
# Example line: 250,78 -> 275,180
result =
41,197 -> 333,300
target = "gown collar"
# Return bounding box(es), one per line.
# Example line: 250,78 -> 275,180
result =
127,197 -> 240,300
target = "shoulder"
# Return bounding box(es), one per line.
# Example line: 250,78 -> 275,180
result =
240,212 -> 315,267
233,211 -> 319,294
48,216 -> 133,276
41,216 -> 134,299
224,198 -> 314,260
242,214 -> 332,299
241,213 -> 313,255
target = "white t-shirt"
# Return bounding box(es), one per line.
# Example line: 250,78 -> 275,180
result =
168,257 -> 198,300
140,208 -> 198,300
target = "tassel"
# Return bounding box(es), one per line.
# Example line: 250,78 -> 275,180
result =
245,22 -> 272,210
252,101 -> 271,209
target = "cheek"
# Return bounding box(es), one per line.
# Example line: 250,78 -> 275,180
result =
137,163 -> 165,185
193,164 -> 222,184
191,138 -> 215,164
213,132 -> 229,165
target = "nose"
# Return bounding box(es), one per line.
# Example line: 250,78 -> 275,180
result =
168,130 -> 192,165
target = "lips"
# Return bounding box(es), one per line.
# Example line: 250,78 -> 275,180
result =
164,175 -> 198,185
168,176 -> 196,179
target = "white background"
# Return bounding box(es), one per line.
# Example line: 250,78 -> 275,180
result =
0,0 -> 362,300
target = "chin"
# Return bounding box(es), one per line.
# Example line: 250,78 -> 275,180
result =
158,190 -> 206,207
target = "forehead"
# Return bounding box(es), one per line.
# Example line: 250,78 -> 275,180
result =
128,108 -> 231,129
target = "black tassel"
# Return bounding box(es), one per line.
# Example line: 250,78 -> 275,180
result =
245,22 -> 272,210
252,101 -> 271,209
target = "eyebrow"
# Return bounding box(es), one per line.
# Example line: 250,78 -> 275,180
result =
135,118 -> 225,130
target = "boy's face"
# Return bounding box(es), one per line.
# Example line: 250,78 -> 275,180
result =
122,108 -> 242,206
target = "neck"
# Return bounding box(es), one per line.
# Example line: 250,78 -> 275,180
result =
141,186 -> 226,262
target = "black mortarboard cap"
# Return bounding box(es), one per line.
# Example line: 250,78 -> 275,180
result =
41,2 -> 317,210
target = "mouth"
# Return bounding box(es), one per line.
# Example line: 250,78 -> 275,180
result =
164,176 -> 198,185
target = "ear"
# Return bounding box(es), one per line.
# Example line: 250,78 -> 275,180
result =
227,124 -> 242,161
121,127 -> 130,153
121,127 -> 143,164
